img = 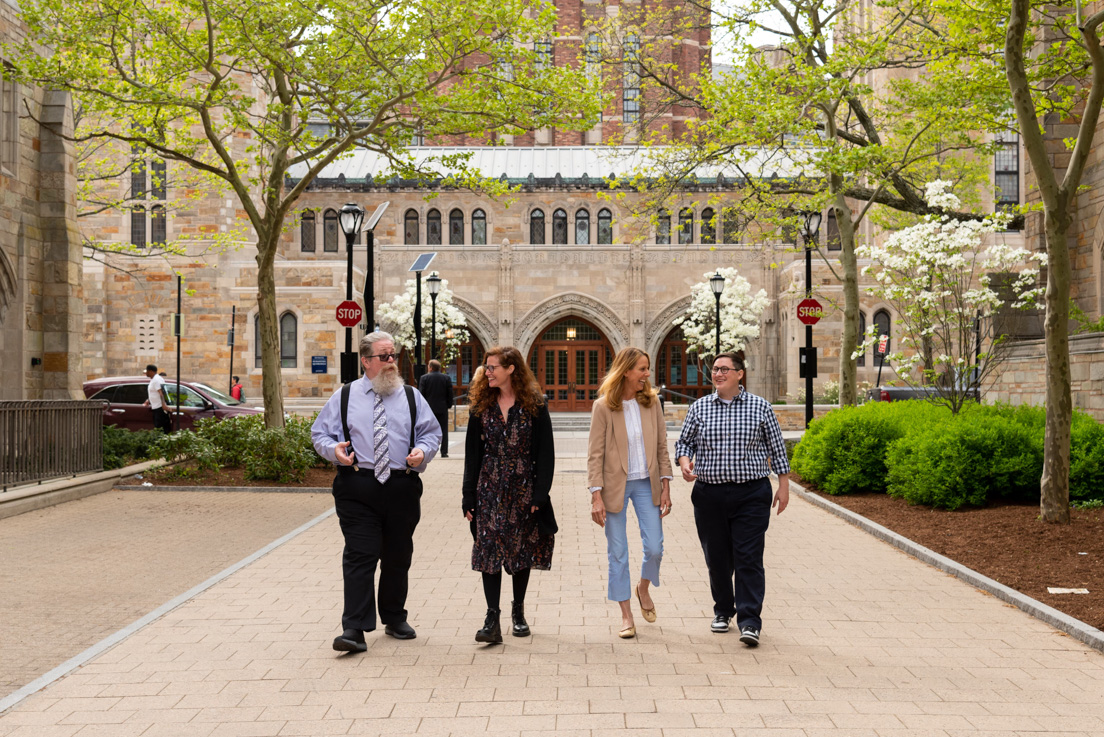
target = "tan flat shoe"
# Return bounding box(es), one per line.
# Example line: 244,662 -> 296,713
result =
618,625 -> 636,639
636,584 -> 657,623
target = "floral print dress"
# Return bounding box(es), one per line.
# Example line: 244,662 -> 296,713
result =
471,404 -> 555,574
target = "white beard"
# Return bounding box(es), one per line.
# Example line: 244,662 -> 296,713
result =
370,366 -> 404,396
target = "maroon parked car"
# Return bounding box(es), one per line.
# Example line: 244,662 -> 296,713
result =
83,376 -> 262,431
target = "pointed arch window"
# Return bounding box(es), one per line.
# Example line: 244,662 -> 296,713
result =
323,209 -> 338,252
857,312 -> 867,367
130,206 -> 146,248
254,315 -> 262,368
150,205 -> 167,247
427,208 -> 442,245
678,208 -> 694,244
404,209 -> 419,245
552,208 -> 568,244
575,208 -> 590,245
301,211 -> 316,252
449,208 -> 464,245
723,208 -> 741,244
701,208 -> 716,245
656,210 -> 671,244
472,209 -> 487,244
873,310 -> 891,355
280,312 -> 298,368
530,208 -> 546,244
597,208 -> 613,244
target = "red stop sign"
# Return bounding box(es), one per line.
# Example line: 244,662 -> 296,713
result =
335,300 -> 363,327
796,298 -> 823,325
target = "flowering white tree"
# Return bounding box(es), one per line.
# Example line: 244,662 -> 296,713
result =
857,181 -> 1046,414
377,273 -> 470,364
675,268 -> 770,358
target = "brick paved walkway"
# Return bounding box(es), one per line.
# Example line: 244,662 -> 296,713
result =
1,431 -> 1103,736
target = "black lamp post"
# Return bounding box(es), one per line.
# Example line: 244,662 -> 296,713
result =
338,203 -> 365,384
801,210 -> 823,429
361,202 -> 390,339
426,272 -> 442,362
709,271 -> 725,357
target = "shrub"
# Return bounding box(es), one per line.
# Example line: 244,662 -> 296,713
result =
1071,418 -> 1104,502
194,414 -> 265,466
102,426 -> 162,470
154,431 -> 219,477
791,401 -> 948,495
243,426 -> 316,483
885,412 -> 1043,510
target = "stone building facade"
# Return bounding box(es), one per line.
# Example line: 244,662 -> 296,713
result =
0,0 -> 83,401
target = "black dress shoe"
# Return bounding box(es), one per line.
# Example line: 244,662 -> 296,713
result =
384,621 -> 416,640
333,629 -> 366,653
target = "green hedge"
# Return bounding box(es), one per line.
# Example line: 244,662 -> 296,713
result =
792,401 -> 1104,509
102,426 -> 163,470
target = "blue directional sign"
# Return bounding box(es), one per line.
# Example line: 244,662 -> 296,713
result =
311,356 -> 328,374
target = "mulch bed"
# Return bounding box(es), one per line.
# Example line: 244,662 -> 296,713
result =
799,482 -> 1104,631
136,465 -> 336,489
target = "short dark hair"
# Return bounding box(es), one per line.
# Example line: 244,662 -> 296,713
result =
233,376 -> 240,383
146,364 -> 157,372
712,350 -> 748,389
428,359 -> 441,371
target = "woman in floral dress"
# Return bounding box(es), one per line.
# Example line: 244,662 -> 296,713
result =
462,346 -> 556,644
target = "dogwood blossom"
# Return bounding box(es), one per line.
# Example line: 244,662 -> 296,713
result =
855,181 -> 1045,413
674,267 -> 770,356
377,272 -> 470,363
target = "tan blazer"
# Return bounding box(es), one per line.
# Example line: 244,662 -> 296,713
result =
587,395 -> 673,513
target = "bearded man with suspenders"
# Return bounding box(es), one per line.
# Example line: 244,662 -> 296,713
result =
311,331 -> 442,652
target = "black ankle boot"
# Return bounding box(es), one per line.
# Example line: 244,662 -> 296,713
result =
475,608 -> 502,644
511,600 -> 530,637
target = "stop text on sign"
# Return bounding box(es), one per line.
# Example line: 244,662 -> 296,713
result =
796,298 -> 824,326
335,300 -> 363,328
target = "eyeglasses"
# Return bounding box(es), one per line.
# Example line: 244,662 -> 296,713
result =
712,366 -> 740,375
369,353 -> 397,362
484,364 -> 502,373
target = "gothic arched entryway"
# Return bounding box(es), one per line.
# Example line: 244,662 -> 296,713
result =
527,317 -> 614,412
400,332 -> 486,398
656,327 -> 711,403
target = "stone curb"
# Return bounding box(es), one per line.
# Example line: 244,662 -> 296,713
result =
0,460 -> 167,520
115,485 -> 331,493
0,507 -> 337,715
792,483 -> 1104,653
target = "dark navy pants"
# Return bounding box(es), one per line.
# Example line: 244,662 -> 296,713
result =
332,468 -> 422,632
691,477 -> 773,631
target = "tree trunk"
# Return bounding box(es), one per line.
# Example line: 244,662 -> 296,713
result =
1040,206 -> 1073,523
255,229 -> 286,429
833,188 -> 860,406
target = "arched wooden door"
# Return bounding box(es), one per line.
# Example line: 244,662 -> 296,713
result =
528,317 -> 614,412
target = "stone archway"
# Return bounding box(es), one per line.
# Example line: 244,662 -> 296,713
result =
644,295 -> 693,360
514,292 -> 628,358
450,295 -> 498,351
527,315 -> 615,412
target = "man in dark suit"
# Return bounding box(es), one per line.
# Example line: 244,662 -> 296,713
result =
417,359 -> 454,457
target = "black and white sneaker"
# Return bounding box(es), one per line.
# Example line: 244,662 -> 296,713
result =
710,615 -> 731,633
739,626 -> 760,647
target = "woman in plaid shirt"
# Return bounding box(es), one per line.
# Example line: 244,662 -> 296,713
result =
674,351 -> 790,647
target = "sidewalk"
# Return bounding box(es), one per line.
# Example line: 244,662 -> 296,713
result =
2,430 -> 1103,736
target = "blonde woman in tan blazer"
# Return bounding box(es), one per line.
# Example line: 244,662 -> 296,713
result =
588,347 -> 673,638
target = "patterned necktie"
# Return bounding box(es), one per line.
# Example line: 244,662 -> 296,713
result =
373,391 -> 390,483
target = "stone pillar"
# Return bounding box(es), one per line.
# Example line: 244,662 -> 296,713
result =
38,91 -> 84,399
497,239 -> 514,345
629,243 -> 646,347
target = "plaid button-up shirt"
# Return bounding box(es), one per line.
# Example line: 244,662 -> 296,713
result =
674,389 -> 790,484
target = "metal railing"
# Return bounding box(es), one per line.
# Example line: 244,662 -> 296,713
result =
1,401 -> 104,489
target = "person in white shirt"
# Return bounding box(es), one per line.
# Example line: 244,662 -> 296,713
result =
587,347 -> 673,639
143,364 -> 171,433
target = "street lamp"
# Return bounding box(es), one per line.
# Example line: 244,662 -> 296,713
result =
426,272 -> 442,362
362,202 -> 391,339
801,210 -> 823,429
709,271 -> 725,358
339,203 -> 365,383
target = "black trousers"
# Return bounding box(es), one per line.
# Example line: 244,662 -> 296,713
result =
332,467 -> 423,632
433,410 -> 449,455
152,407 -> 172,433
691,477 -> 773,631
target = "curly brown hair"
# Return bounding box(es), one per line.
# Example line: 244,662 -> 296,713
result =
469,346 -> 545,417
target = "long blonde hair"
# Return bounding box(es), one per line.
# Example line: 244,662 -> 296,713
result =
469,346 -> 545,417
599,347 -> 656,411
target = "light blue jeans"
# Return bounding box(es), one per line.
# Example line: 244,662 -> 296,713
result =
605,478 -> 664,602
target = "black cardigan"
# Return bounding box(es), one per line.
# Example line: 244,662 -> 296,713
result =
462,402 -> 557,535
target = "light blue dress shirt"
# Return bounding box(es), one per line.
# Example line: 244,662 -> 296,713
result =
311,376 -> 442,473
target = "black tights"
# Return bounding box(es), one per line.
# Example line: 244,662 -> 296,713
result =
481,568 -> 531,610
